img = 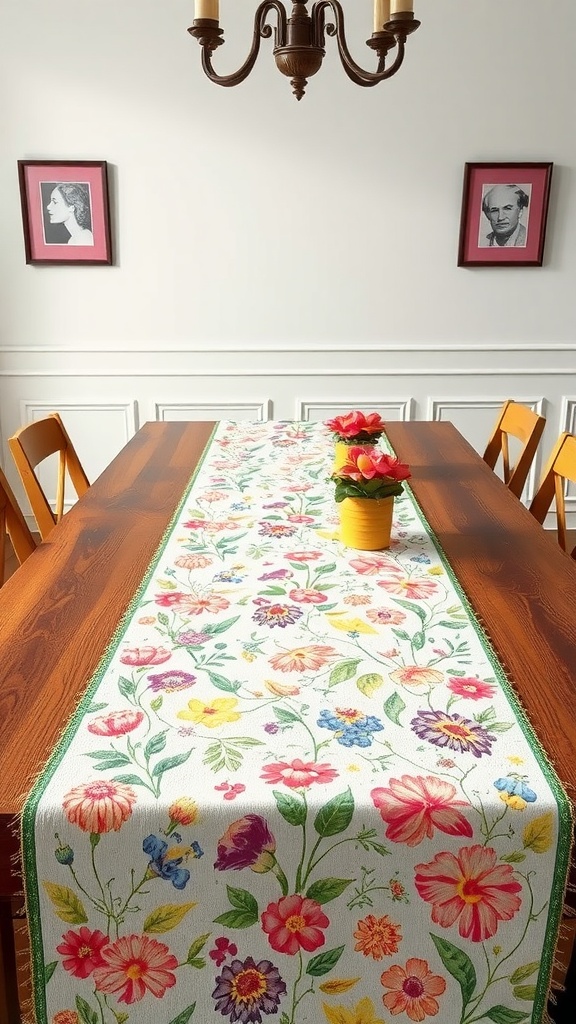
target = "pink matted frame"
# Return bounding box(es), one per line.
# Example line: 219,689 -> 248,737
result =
17,160 -> 112,265
458,162 -> 553,268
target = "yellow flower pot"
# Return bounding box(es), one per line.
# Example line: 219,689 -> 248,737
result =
338,496 -> 394,550
333,441 -> 376,472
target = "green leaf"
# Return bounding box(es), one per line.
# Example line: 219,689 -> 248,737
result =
44,961 -> 57,984
206,671 -> 241,693
316,562 -> 337,575
438,621 -> 463,629
412,631 -> 426,651
306,945 -> 345,977
329,660 -> 361,686
273,706 -> 301,724
112,773 -> 149,787
384,691 -> 406,725
314,788 -> 354,837
150,696 -> 163,711
92,757 -> 134,771
356,673 -> 384,697
226,886 -> 259,914
500,852 -> 526,863
157,611 -> 170,626
144,731 -> 168,758
430,933 -> 476,1009
490,722 -> 514,733
43,883 -> 88,924
484,1007 -> 530,1024
151,749 -> 193,778
513,986 -> 536,1001
187,934 -> 211,962
75,996 -> 99,1024
391,628 -> 411,641
228,737 -> 265,748
305,878 -> 353,904
87,749 -> 131,762
143,902 -> 197,934
118,675 -> 136,698
83,702 -> 108,714
188,957 -> 206,969
204,615 -> 241,635
168,1005 -> 196,1024
213,909 -> 258,928
509,963 -> 539,984
259,586 -> 288,596
273,789 -> 307,826
391,597 -> 427,623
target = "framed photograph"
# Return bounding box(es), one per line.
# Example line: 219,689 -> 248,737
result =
458,162 -> 553,267
17,160 -> 112,265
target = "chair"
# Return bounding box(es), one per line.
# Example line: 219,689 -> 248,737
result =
529,432 -> 576,557
483,399 -> 546,498
0,466 -> 37,586
8,413 -> 90,540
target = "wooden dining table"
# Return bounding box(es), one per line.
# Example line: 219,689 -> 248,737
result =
1,419 -> 575,1023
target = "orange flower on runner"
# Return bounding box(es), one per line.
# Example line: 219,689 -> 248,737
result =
371,775 -> 473,847
174,553 -> 214,569
53,1013 -> 79,1024
414,844 -> 522,941
177,697 -> 241,728
380,958 -> 446,1021
389,667 -> 444,690
343,594 -> 372,606
180,593 -> 231,615
62,780 -> 137,834
377,577 -> 439,600
93,933 -> 178,1004
353,914 -> 402,960
268,645 -> 338,673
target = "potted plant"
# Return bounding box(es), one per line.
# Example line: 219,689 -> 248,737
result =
325,411 -> 386,470
332,446 -> 411,550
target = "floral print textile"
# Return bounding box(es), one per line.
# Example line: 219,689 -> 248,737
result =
23,421 -> 571,1024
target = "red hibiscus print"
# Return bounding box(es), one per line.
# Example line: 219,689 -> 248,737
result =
261,895 -> 329,955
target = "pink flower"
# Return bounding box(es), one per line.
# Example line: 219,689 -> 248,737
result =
325,411 -> 385,439
56,927 -> 108,979
63,780 -> 137,834
119,646 -> 171,666
261,895 -> 329,955
286,514 -> 315,524
349,554 -> 397,576
377,577 -> 439,600
87,710 -> 144,737
371,775 -> 473,847
337,447 -> 410,484
260,759 -> 339,789
366,607 -> 406,625
93,934 -> 178,1004
447,677 -> 497,701
414,845 -> 522,941
288,588 -> 328,604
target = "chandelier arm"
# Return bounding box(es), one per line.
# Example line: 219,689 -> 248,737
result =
312,1 -> 406,86
202,2 -> 288,87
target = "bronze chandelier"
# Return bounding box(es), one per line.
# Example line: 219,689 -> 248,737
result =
189,1 -> 420,101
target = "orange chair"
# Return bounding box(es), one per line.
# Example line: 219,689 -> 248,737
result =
529,432 -> 576,557
8,413 -> 90,540
483,399 -> 546,499
0,466 -> 37,586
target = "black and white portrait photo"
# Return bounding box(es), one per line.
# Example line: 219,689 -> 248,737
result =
478,183 -> 531,248
40,181 -> 94,246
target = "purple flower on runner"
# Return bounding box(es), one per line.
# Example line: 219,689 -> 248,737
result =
147,670 -> 197,693
177,631 -> 211,646
411,709 -> 496,758
257,522 -> 298,538
214,814 -> 276,872
212,955 -> 286,1022
251,603 -> 303,629
258,569 -> 293,581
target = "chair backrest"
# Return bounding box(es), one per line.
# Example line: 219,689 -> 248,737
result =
483,399 -> 546,498
529,432 -> 576,555
0,465 -> 37,586
8,412 -> 90,540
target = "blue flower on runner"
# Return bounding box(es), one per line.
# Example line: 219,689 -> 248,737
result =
143,834 -> 203,889
494,775 -> 537,811
318,707 -> 384,748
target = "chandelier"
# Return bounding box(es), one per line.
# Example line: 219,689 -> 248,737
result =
189,2 -> 420,100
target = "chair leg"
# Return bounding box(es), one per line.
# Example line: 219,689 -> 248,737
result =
0,898 -> 21,1023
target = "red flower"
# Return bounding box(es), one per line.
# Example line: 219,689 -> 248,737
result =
88,709 -> 144,737
288,588 -> 328,604
119,645 -> 172,666
337,447 -> 410,484
381,958 -> 446,1021
285,551 -> 323,561
93,934 -> 178,1004
371,775 -> 473,847
325,411 -> 385,439
260,759 -> 338,789
56,927 -> 108,979
447,677 -> 497,701
215,814 -> 276,872
261,894 -> 329,955
209,936 -> 238,966
414,844 -> 522,941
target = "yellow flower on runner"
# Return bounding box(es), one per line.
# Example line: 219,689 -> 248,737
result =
177,697 -> 241,728
326,613 -> 379,635
322,996 -> 387,1024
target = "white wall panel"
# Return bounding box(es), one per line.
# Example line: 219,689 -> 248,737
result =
155,400 -> 272,422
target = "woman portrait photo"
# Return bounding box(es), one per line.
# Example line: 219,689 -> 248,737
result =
40,181 -> 94,246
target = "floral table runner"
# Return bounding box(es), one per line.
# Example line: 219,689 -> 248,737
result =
23,420 -> 572,1024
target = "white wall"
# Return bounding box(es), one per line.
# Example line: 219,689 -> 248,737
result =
0,1 -> 575,516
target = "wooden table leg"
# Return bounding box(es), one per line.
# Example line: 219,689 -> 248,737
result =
0,897 -> 21,1023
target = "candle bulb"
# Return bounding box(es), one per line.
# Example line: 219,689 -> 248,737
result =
195,0 -> 219,20
390,0 -> 414,13
373,0 -> 391,32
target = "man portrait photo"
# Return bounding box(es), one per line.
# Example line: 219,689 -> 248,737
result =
478,182 -> 531,248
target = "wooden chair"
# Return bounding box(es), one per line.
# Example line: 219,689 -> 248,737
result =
8,412 -> 90,540
529,432 -> 576,557
0,467 -> 37,586
483,399 -> 546,499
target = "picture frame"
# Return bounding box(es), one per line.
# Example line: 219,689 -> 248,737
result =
17,160 -> 112,265
458,161 -> 553,267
